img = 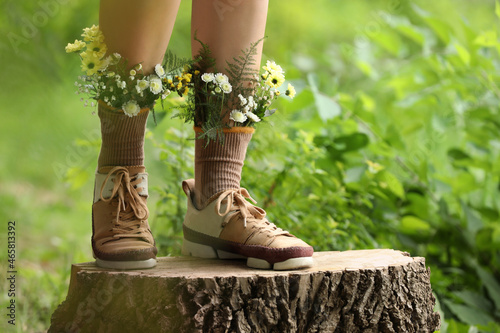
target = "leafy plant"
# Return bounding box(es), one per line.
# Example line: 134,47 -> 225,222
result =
151,2 -> 500,332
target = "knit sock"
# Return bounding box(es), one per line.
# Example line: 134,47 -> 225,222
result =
97,102 -> 149,168
194,127 -> 255,209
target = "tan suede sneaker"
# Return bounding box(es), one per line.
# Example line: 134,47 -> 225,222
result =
181,179 -> 314,270
92,166 -> 157,269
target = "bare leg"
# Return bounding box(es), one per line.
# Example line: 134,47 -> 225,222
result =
191,0 -> 269,78
100,0 -> 181,74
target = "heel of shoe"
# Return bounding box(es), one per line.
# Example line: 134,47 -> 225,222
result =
182,239 -> 218,258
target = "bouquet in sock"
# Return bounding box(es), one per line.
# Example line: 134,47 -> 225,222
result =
177,39 -> 296,142
66,25 -> 194,117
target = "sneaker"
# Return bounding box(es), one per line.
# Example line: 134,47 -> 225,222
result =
92,166 -> 157,269
181,179 -> 314,270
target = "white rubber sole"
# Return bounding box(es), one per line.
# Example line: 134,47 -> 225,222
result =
182,239 -> 313,270
93,252 -> 157,270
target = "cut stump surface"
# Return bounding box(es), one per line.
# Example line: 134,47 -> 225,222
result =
49,249 -> 440,332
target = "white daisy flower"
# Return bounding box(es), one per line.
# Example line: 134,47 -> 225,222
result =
242,105 -> 250,113
214,73 -> 228,84
201,73 -> 215,83
135,63 -> 142,71
238,94 -> 247,106
122,100 -> 140,117
247,112 -> 261,123
149,75 -> 163,94
130,69 -> 137,76
155,64 -> 166,78
137,79 -> 149,91
221,82 -> 232,94
214,86 -> 222,94
229,110 -> 247,123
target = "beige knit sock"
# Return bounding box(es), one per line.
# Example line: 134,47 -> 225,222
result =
97,102 -> 149,168
194,127 -> 255,209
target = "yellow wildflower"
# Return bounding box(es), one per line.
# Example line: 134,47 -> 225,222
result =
87,40 -> 107,58
65,39 -> 86,53
265,72 -> 285,88
285,83 -> 296,99
80,51 -> 102,75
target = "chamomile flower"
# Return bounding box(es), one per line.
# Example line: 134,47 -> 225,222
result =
214,73 -> 228,84
201,73 -> 215,83
229,110 -> 247,123
87,40 -> 107,58
214,86 -> 222,94
65,40 -> 86,53
137,79 -> 149,91
80,52 -> 102,75
155,64 -> 166,78
122,100 -> 140,117
265,72 -> 285,88
247,112 -> 261,123
129,69 -> 137,76
149,75 -> 163,94
285,83 -> 296,99
221,82 -> 232,94
82,25 -> 103,42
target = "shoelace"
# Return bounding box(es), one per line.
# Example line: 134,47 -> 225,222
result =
215,188 -> 289,237
100,166 -> 150,241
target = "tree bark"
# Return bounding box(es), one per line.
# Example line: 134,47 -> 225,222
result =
49,250 -> 440,333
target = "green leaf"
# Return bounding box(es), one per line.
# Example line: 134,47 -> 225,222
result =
334,133 -> 370,153
454,41 -> 471,66
371,31 -> 402,56
308,73 -> 341,122
447,148 -> 471,161
474,30 -> 498,47
400,215 -> 431,234
396,24 -> 425,46
496,0 -> 500,19
454,290 -> 493,313
443,300 -> 495,326
379,170 -> 405,199
462,202 -> 483,235
425,17 -> 452,44
473,264 -> 500,311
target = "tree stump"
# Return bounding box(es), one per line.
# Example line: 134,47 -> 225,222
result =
49,250 -> 440,333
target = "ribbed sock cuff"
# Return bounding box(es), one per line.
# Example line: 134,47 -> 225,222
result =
97,103 -> 149,168
194,127 -> 254,208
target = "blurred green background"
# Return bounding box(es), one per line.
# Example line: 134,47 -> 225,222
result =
1,0 -> 500,331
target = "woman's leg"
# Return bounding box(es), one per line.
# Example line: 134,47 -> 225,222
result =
190,0 -> 268,207
191,0 -> 268,76
184,0 -> 313,270
92,0 -> 180,269
100,0 -> 181,74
